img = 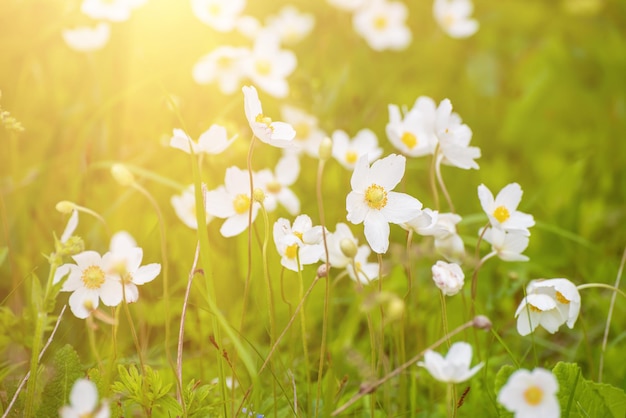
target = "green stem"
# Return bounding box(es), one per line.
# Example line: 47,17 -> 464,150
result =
577,283 -> 626,299
429,150 -> 440,211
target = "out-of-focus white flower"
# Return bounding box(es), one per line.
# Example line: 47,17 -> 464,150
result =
515,278 -> 581,336
326,0 -> 367,11
169,126 -> 236,155
60,378 -> 109,418
482,227 -> 530,262
386,100 -> 437,157
346,154 -> 422,254
62,23 -> 110,52
404,210 -> 465,262
347,245 -> 380,284
352,0 -> 411,51
266,5 -> 315,45
498,368 -> 560,418
171,185 -> 213,230
418,341 -> 483,383
280,105 -> 326,158
81,0 -> 142,22
236,15 -> 262,39
435,98 -> 480,170
331,129 -> 382,170
325,223 -> 359,269
242,85 -> 296,147
478,183 -> 535,235
433,0 -> 479,39
431,260 -> 464,296
193,46 -> 250,94
256,154 -> 301,215
191,0 -> 246,32
243,33 -> 297,98
273,215 -> 324,272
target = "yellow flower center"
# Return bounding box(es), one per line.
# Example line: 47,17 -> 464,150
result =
255,113 -> 273,129
285,243 -> 298,259
373,15 -> 387,30
523,385 -> 544,406
555,291 -> 570,304
266,180 -> 282,194
493,206 -> 510,223
82,265 -> 105,290
295,122 -> 311,140
215,55 -> 232,69
255,59 -> 272,76
529,303 -> 543,313
401,132 -> 418,149
443,13 -> 456,28
208,3 -> 221,16
345,151 -> 358,165
293,231 -> 303,241
365,184 -> 388,210
233,194 -> 251,214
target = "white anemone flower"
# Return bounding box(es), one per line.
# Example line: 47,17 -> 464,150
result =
266,5 -> 315,45
242,85 -> 296,147
331,129 -> 383,170
418,341 -> 483,383
405,210 -> 465,262
435,99 -> 481,170
243,32 -> 297,98
433,0 -> 479,39
256,154 -> 301,215
478,183 -> 535,235
62,23 -> 110,52
192,46 -> 250,94
59,378 -> 109,418
191,0 -> 246,32
515,278 -> 581,336
205,167 -> 260,237
431,260 -> 464,296
273,215 -> 324,272
280,105 -> 325,158
482,227 -> 530,262
498,368 -> 560,418
169,126 -> 236,155
352,0 -> 412,51
325,223 -> 359,269
346,154 -> 422,254
171,185 -> 213,230
347,245 -> 380,284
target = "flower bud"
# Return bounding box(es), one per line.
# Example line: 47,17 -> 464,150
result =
473,315 -> 492,331
56,200 -> 76,214
339,238 -> 358,259
318,137 -> 333,161
57,236 -> 85,257
111,163 -> 135,186
253,188 -> 266,203
317,263 -> 329,278
431,260 -> 465,296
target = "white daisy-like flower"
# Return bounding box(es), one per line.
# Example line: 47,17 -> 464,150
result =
352,0 -> 412,51
256,154 -> 300,215
515,278 -> 581,336
191,0 -> 246,32
498,368 -> 560,418
54,251 -> 121,319
386,97 -> 438,157
171,185 -> 213,230
280,105 -> 326,158
331,129 -> 383,170
266,5 -> 315,45
192,46 -> 250,94
273,215 -> 324,272
61,23 -> 110,52
418,341 -> 483,383
435,98 -> 481,170
482,227 -> 530,262
433,0 -> 479,39
169,126 -> 236,155
346,154 -> 422,254
205,166 -> 260,237
478,183 -> 535,235
346,245 -> 380,284
243,32 -> 297,98
431,260 -> 464,296
242,85 -> 296,147
59,378 -> 110,418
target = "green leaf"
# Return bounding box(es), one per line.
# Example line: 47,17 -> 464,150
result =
493,364 -> 516,417
36,344 -> 83,417
0,246 -> 7,267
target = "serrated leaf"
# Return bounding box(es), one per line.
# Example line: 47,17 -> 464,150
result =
36,344 -> 83,417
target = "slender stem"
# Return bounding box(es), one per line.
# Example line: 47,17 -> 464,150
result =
490,328 -> 520,369
435,157 -> 455,213
405,230 -> 413,298
121,285 -> 145,372
241,135 -> 256,333
440,292 -> 451,349
296,256 -> 311,416
86,316 -> 103,371
429,151 -> 440,211
577,283 -> 626,299
471,223 -> 491,304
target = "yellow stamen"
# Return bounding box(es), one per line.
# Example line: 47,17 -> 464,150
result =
255,60 -> 272,76
215,56 -> 232,69
523,386 -> 543,406
401,132 -> 418,149
493,206 -> 510,223
345,151 -> 358,165
266,180 -> 282,194
529,304 -> 543,313
555,291 -> 570,304
295,122 -> 311,140
373,15 -> 387,29
285,243 -> 298,259
208,3 -> 221,16
443,13 -> 455,28
82,265 -> 105,290
294,231 -> 303,241
255,113 -> 273,129
365,184 -> 388,210
233,194 -> 251,214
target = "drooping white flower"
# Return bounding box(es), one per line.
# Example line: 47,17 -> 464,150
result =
192,46 -> 250,94
478,183 -> 535,235
435,99 -> 481,170
81,0 -> 142,22
482,227 -> 530,262
352,0 -> 412,51
169,126 -> 236,155
280,105 -> 326,158
191,0 -> 246,32
242,85 -> 296,147
59,378 -> 110,418
431,260 -> 464,296
62,23 -> 110,52
346,154 -> 422,254
205,166 -> 260,237
498,368 -> 560,418
515,278 -> 581,336
256,154 -> 301,215
433,0 -> 479,39
266,5 -> 315,45
273,215 -> 324,272
171,185 -> 213,230
418,341 -> 483,383
331,129 -> 383,170
243,33 -> 297,98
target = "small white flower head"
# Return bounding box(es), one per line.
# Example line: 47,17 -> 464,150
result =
266,5 -> 315,45
280,105 -> 325,158
482,227 -> 530,262
81,0 -> 141,22
171,185 -> 213,230
386,98 -> 438,157
331,129 -> 383,170
346,154 -> 422,254
326,0 -> 367,11
60,378 -> 110,418
193,46 -> 250,94
435,99 -> 481,170
498,368 -> 560,418
256,154 -> 301,215
236,15 -> 262,39
353,0 -> 412,51
405,210 -> 465,262
62,23 -> 110,52
53,251 -> 121,319
515,278 -> 581,336
242,85 -> 296,147
169,126 -> 236,155
191,0 -> 246,32
273,215 -> 324,272
418,341 -> 483,383
433,0 -> 479,39
431,260 -> 464,296
346,245 -> 380,284
325,223 -> 359,269
205,167 -> 260,237
243,33 -> 297,98
478,183 -> 535,235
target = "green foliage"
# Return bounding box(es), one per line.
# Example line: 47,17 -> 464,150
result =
182,379 -> 220,418
36,345 -> 83,417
